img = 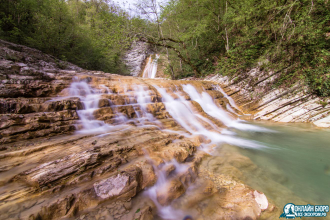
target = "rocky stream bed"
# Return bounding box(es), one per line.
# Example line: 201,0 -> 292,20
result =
0,39 -> 328,220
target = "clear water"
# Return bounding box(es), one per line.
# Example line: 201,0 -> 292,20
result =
232,121 -> 330,206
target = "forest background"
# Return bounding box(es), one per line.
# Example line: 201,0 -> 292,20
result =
1,0 -> 330,96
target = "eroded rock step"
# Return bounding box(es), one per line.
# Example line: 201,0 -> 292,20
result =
0,78 -> 276,220
0,126 -> 201,219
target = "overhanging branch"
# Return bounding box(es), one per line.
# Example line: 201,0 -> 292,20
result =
140,37 -> 201,77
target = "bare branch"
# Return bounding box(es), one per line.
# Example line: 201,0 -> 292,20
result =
157,37 -> 183,44
140,37 -> 201,77
309,0 -> 314,14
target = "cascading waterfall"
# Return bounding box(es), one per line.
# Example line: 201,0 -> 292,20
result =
135,85 -> 158,123
154,85 -> 267,150
64,78 -> 274,219
226,103 -> 238,115
144,157 -> 190,220
142,54 -> 160,78
67,80 -> 115,134
214,85 -> 240,111
181,85 -> 234,126
182,84 -> 272,132
64,79 -> 166,135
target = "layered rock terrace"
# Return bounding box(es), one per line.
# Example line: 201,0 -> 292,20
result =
0,40 -> 280,220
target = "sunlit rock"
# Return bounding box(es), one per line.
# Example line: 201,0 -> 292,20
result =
253,190 -> 269,211
94,174 -> 129,199
135,160 -> 157,189
156,179 -> 186,206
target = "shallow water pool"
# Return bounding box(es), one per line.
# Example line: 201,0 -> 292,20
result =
233,121 -> 330,207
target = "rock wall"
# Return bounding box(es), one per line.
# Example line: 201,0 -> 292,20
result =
0,39 -> 87,144
124,41 -> 153,76
204,69 -> 330,128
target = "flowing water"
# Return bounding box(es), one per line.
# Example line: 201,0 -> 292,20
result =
230,121 -> 330,206
142,54 -> 160,78
144,156 -> 190,220
154,85 -> 267,150
57,78 -> 330,219
182,84 -> 273,132
67,80 -> 115,134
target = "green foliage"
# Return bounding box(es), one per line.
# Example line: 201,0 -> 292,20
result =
0,0 -> 142,74
156,0 -> 330,96
305,68 -> 330,97
1,0 -> 329,97
318,100 -> 328,108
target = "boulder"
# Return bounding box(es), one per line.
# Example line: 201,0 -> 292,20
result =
93,174 -> 129,199
135,161 -> 157,189
156,179 -> 186,206
133,206 -> 154,220
22,147 -> 112,187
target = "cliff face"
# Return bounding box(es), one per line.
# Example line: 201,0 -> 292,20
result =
205,68 -> 330,128
124,41 -> 153,77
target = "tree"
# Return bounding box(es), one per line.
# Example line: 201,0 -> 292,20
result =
135,0 -> 203,78
0,0 -> 144,74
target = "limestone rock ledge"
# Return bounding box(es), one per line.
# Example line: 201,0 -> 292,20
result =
204,70 -> 330,128
124,41 -> 153,77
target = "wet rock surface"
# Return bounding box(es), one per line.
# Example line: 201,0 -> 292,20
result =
0,40 -> 281,220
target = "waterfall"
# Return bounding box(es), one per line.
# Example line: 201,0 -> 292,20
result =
182,84 -> 273,132
67,80 -> 115,134
62,78 -> 272,151
154,85 -> 267,150
135,85 -> 155,122
63,78 -> 168,135
214,85 -> 240,111
64,78 -> 269,146
142,54 -> 160,78
144,157 -> 189,220
182,84 -> 234,126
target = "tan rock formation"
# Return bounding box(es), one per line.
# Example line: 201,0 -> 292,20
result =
204,71 -> 330,127
0,39 -> 283,220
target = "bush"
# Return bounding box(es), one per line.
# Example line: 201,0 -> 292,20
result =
305,68 -> 330,97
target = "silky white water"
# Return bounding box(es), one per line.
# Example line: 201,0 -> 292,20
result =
214,84 -> 240,111
142,54 -> 160,78
67,80 -> 115,134
154,85 -> 268,150
62,79 -> 167,134
144,157 -> 190,220
182,84 -> 273,132
135,85 -> 158,123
